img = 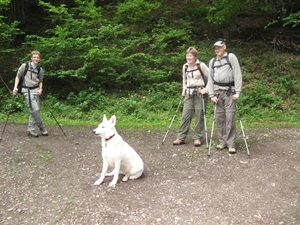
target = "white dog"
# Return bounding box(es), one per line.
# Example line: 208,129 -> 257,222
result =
93,115 -> 144,187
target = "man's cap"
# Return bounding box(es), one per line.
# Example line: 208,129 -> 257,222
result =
213,41 -> 226,47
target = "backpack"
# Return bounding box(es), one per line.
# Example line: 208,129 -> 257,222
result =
211,53 -> 232,71
18,61 -> 41,93
184,62 -> 208,87
211,53 -> 234,87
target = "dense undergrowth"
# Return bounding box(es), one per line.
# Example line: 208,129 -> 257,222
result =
1,41 -> 300,130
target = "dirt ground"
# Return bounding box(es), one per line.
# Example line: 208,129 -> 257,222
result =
0,123 -> 299,225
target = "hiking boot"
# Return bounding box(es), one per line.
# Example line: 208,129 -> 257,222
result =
40,127 -> 48,136
229,147 -> 236,154
216,144 -> 227,150
28,131 -> 39,137
173,139 -> 185,145
194,139 -> 202,147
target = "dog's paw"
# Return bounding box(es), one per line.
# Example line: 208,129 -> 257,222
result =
93,179 -> 103,186
122,176 -> 129,182
108,182 -> 116,188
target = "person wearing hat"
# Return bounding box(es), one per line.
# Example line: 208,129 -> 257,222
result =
173,46 -> 209,147
207,41 -> 242,154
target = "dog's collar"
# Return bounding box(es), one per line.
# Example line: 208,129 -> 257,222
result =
105,134 -> 115,141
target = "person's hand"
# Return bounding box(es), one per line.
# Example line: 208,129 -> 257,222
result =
199,88 -> 207,95
13,87 -> 18,96
37,89 -> 43,96
211,96 -> 218,103
232,94 -> 239,101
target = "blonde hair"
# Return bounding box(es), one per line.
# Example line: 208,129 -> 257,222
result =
31,50 -> 41,57
186,47 -> 198,59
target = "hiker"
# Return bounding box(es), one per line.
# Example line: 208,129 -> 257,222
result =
12,50 -> 48,137
173,46 -> 209,147
207,41 -> 243,154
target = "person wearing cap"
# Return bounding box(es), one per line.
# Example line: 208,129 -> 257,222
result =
207,41 -> 242,154
173,46 -> 209,147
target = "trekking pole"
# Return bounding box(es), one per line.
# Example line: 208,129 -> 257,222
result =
0,108 -> 10,142
208,102 -> 217,156
0,75 -> 13,142
161,99 -> 182,145
0,74 -> 12,93
41,97 -> 67,136
236,102 -> 250,156
202,95 -> 208,149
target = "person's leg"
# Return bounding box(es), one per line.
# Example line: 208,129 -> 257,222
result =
215,91 -> 226,147
32,94 -> 48,135
25,93 -> 47,136
176,95 -> 194,141
193,95 -> 204,140
24,93 -> 37,133
224,95 -> 236,148
30,94 -> 44,127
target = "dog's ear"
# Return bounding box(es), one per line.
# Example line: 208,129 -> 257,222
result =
103,114 -> 108,122
110,115 -> 116,126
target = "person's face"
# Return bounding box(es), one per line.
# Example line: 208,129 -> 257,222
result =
31,54 -> 40,65
186,53 -> 196,64
214,45 -> 226,57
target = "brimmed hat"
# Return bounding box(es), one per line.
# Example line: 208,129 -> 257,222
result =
213,41 -> 226,47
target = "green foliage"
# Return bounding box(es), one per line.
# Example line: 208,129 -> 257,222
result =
114,0 -> 161,25
240,80 -> 283,111
283,11 -> 300,28
0,4 -> 23,51
0,0 -> 11,7
21,0 -> 194,94
206,0 -> 244,25
0,92 -> 24,114
264,0 -> 300,29
0,0 -> 300,129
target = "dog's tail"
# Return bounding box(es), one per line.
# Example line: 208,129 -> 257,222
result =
141,163 -> 149,178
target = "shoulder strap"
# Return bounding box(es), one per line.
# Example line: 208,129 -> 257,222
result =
184,64 -> 195,79
196,62 -> 207,87
22,62 -> 29,82
211,56 -> 217,83
25,62 -> 42,77
24,62 -> 29,76
185,63 -> 207,86
36,65 -> 41,78
211,54 -> 232,83
18,62 -> 29,92
212,53 -> 232,69
225,53 -> 232,69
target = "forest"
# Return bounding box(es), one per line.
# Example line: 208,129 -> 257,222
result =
0,0 -> 299,126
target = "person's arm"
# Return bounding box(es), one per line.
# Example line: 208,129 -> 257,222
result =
13,76 -> 20,95
207,59 -> 215,98
207,59 -> 219,103
37,82 -> 43,96
182,65 -> 187,96
13,64 -> 25,95
229,54 -> 242,99
37,68 -> 44,96
200,62 -> 209,94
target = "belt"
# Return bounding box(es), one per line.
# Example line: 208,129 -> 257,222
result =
186,86 -> 203,89
214,81 -> 234,87
23,85 -> 39,89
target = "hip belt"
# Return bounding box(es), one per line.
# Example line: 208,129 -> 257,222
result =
213,81 -> 234,87
185,86 -> 204,96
